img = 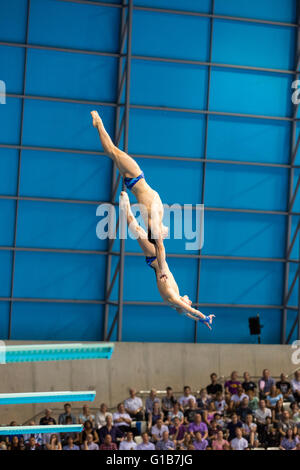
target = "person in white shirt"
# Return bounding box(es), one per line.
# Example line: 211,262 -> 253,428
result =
291,371 -> 300,402
178,386 -> 196,410
119,431 -> 137,450
95,403 -> 113,429
231,384 -> 248,407
113,403 -> 133,434
78,405 -> 95,425
254,400 -> 272,425
151,418 -> 169,443
230,428 -> 249,450
124,389 -> 144,421
23,421 -> 43,445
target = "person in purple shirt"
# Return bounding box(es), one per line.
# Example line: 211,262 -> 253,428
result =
136,432 -> 156,450
98,415 -> 123,444
188,413 -> 208,439
169,416 -> 186,445
193,431 -> 208,450
155,431 -> 175,450
225,371 -> 241,395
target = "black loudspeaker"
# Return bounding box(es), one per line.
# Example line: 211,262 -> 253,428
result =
248,316 -> 261,335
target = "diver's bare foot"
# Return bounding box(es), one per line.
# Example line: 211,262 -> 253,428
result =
91,110 -> 102,128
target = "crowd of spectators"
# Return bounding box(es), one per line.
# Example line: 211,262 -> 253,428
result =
1,369 -> 300,451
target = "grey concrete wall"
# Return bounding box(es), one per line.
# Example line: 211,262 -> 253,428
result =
0,341 -> 297,425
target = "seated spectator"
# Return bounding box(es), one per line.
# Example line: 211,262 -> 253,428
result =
25,436 -> 41,451
207,420 -> 220,443
242,414 -> 258,448
193,431 -> 208,450
205,401 -> 216,425
0,442 -> 7,451
214,413 -> 225,429
81,433 -> 99,451
273,399 -> 285,424
119,431 -> 137,450
276,373 -> 294,402
78,405 -> 95,425
277,410 -> 297,437
148,401 -> 164,430
184,398 -> 203,424
188,413 -> 208,440
169,416 -> 186,445
231,384 -> 248,408
136,432 -> 155,450
178,386 -> 196,410
247,389 -> 259,412
155,431 -> 175,450
151,417 -> 169,443
242,372 -> 257,393
214,391 -> 227,415
99,434 -> 117,450
95,403 -> 112,430
60,415 -> 80,446
42,420 -> 58,448
58,403 -> 76,425
45,434 -> 62,451
226,413 -> 243,441
206,373 -> 223,398
124,388 -> 144,422
230,428 -> 248,450
9,436 -> 23,451
196,389 -> 210,420
279,428 -> 297,450
236,397 -> 253,422
290,402 -> 300,424
23,421 -> 43,446
166,402 -> 184,425
80,420 -> 99,445
39,409 -> 56,426
179,434 -> 193,450
145,389 -> 161,421
254,400 -> 272,428
98,414 -> 123,444
264,424 -> 280,449
212,430 -> 229,451
291,371 -> 300,403
161,387 -> 177,419
224,391 -> 234,414
225,371 -> 241,395
266,385 -> 283,410
112,403 -> 133,435
62,436 -> 79,451
258,369 -> 275,399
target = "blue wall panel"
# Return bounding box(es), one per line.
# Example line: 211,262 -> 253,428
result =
29,0 -> 120,53
213,20 -> 295,70
0,46 -> 25,94
132,11 -> 210,61
0,0 -> 28,42
129,109 -> 206,158
13,252 -> 106,300
214,0 -> 296,23
11,302 -> 104,341
0,149 -> 19,195
20,150 -> 112,201
26,49 -> 118,102
207,116 -> 290,165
